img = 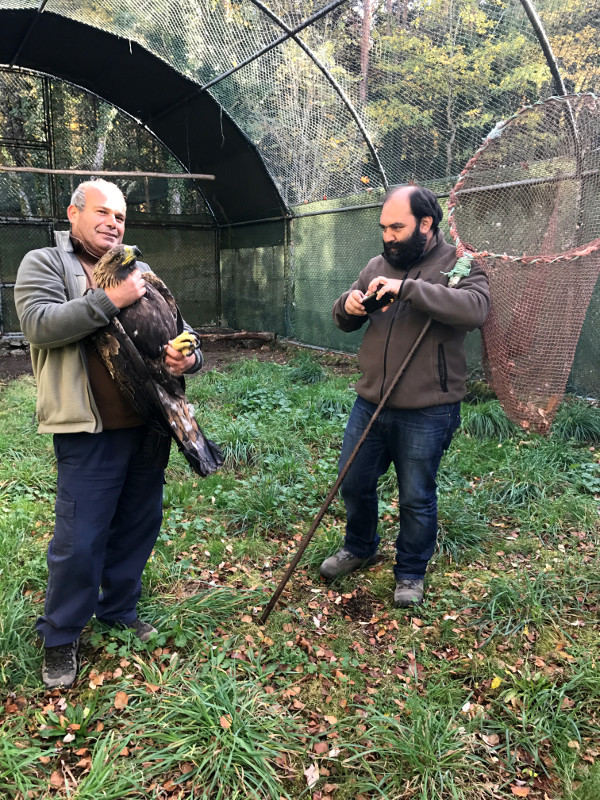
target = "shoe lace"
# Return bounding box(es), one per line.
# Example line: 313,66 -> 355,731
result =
398,579 -> 422,589
46,644 -> 76,672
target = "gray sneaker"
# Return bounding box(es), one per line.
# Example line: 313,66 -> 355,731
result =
127,618 -> 158,642
319,548 -> 377,580
42,639 -> 79,689
394,579 -> 424,607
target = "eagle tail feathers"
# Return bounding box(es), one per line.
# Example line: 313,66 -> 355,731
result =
153,383 -> 224,477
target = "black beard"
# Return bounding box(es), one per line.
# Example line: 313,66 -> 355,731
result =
383,226 -> 427,269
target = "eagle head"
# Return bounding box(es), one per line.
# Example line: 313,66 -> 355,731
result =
93,244 -> 143,289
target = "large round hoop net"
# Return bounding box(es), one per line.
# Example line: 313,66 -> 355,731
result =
449,94 -> 600,433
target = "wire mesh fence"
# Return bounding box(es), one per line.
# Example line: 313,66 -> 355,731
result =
0,0 -> 599,399
221,220 -> 288,335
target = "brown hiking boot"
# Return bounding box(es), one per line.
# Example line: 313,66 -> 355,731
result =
319,548 -> 377,580
42,639 -> 79,689
394,579 -> 424,607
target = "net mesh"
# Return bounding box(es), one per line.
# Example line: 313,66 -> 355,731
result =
5,0 -> 572,205
449,93 -> 600,432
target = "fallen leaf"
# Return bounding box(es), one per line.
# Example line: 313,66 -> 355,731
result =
88,671 -> 105,688
482,733 -> 500,746
511,787 -> 530,797
114,691 -> 129,709
49,771 -> 64,789
304,762 -> 319,788
220,715 -> 232,730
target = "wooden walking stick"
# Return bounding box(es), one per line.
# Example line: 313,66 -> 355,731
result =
260,317 -> 432,624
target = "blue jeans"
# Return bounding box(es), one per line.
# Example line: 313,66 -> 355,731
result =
37,427 -> 164,647
340,396 -> 460,580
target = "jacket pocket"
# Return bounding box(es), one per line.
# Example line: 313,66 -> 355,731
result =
437,343 -> 448,393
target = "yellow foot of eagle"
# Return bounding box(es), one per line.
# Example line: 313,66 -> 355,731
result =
169,331 -> 200,357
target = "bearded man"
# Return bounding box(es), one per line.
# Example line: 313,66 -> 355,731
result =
319,185 -> 490,607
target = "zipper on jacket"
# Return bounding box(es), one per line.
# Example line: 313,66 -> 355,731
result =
380,266 -> 419,401
380,305 -> 397,400
438,343 -> 448,393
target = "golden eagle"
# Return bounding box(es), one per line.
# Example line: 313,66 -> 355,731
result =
90,244 -> 223,477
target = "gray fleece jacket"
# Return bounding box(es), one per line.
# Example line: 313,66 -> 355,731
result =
14,231 -> 201,433
332,231 -> 490,409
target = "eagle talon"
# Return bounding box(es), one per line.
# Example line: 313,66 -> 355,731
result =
169,331 -> 199,357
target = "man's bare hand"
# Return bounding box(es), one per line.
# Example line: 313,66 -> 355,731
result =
365,276 -> 403,311
164,341 -> 196,375
344,289 -> 368,316
104,268 -> 146,309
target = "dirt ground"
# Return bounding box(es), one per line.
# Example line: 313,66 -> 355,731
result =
0,336 -> 356,384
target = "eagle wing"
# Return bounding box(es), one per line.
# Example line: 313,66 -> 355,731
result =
90,271 -> 223,477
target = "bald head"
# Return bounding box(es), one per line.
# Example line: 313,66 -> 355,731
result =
379,185 -> 442,268
383,185 -> 443,234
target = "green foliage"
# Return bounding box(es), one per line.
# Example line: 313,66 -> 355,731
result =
341,692 -> 479,798
567,461 -> 600,495
552,400 -> 600,443
437,491 -> 493,560
460,399 -> 517,440
132,654 -> 304,800
288,351 -> 328,384
1,360 -> 599,800
471,571 -> 597,643
487,666 -> 587,775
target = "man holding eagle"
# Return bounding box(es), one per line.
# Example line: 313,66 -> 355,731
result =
15,178 -> 221,690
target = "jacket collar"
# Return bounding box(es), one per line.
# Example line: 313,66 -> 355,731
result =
54,230 -> 75,251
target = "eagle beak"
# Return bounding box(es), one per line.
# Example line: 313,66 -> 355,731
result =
122,245 -> 142,266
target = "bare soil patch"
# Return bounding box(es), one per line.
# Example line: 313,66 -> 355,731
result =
0,337 -> 357,383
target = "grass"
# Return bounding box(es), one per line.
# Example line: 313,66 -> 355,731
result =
1,350 -> 599,799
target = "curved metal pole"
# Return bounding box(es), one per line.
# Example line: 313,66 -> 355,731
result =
519,1 -> 584,245
519,0 -> 566,96
145,0 -> 348,126
247,0 -> 389,192
10,0 -> 49,66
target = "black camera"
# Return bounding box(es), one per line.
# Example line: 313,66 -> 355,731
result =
361,288 -> 395,313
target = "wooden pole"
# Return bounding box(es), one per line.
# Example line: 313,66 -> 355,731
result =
201,331 -> 275,342
0,166 -> 215,180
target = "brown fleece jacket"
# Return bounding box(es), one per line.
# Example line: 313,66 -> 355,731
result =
332,231 -> 490,409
